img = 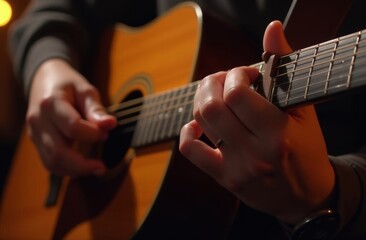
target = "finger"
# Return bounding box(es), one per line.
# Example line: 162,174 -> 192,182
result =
41,95 -> 108,142
221,21 -> 293,139
179,120 -> 223,179
263,20 -> 292,55
29,115 -> 105,176
76,85 -> 117,130
48,147 -> 106,177
36,137 -> 106,177
223,67 -> 287,138
263,21 -> 317,118
193,72 -> 227,145
195,69 -> 257,149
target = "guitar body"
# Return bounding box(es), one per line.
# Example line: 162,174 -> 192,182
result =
0,3 -> 259,240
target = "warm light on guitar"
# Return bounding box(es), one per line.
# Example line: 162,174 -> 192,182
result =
1,2 -> 365,240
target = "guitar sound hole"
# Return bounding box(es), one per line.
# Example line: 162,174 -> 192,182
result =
102,90 -> 143,170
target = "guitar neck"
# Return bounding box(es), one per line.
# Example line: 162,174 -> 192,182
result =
130,82 -> 199,147
259,29 -> 366,109
115,29 -> 366,147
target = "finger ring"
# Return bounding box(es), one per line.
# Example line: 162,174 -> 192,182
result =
215,138 -> 223,148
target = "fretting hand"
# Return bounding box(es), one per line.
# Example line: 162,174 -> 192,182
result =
179,21 -> 336,224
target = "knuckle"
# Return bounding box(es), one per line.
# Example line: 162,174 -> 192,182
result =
79,85 -> 99,99
39,95 -> 56,111
63,117 -> 81,138
223,84 -> 245,109
200,98 -> 221,120
224,67 -> 249,108
26,111 -> 39,128
26,111 -> 41,139
178,141 -> 190,159
202,71 -> 224,82
229,66 -> 244,75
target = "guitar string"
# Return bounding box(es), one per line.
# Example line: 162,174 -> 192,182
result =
271,50 -> 366,98
275,40 -> 366,79
275,30 -> 364,70
118,66 -> 366,139
127,35 -> 363,142
108,34 -> 365,116
106,31 -> 366,126
119,61 -> 366,131
110,33 -> 364,116
111,51 -> 366,124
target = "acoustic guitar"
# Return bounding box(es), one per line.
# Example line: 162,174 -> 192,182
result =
0,2 -> 259,239
1,2 -> 366,240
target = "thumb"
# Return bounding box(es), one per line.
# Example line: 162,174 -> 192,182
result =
263,21 -> 317,118
263,20 -> 293,56
79,87 -> 117,130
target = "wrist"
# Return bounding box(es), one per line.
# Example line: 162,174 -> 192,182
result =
291,172 -> 340,240
282,161 -> 337,225
292,208 -> 340,240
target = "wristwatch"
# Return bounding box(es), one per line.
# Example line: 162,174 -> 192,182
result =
292,209 -> 340,240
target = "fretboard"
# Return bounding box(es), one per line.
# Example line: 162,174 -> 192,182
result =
256,29 -> 366,108
112,29 -> 366,147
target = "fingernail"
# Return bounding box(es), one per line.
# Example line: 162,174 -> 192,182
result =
95,112 -> 108,120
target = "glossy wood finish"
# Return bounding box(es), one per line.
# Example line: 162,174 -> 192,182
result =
0,3 -> 258,239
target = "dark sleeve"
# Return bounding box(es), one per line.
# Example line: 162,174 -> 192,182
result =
8,0 -> 157,96
329,153 -> 366,238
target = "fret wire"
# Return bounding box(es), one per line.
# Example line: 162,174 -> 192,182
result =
178,83 -> 196,135
324,41 -> 338,94
274,47 -> 366,90
159,90 -> 174,140
141,94 -> 159,145
177,83 -> 196,135
347,31 -> 361,88
108,81 -> 199,114
274,60 -> 353,101
268,61 -> 280,103
171,86 -> 187,137
122,50 -> 366,127
131,98 -> 149,146
159,91 -> 173,140
275,30 -> 365,70
167,89 -> 180,139
304,45 -> 318,99
120,47 -> 366,128
110,30 -> 366,117
152,92 -> 172,141
275,32 -> 366,77
117,89 -> 195,127
274,59 -> 366,106
115,42 -> 363,118
117,30 -> 366,144
168,85 -> 186,136
148,93 -> 166,144
285,51 -> 299,105
147,90 -> 195,120
272,65 -> 366,107
276,44 -> 358,79
120,62 -> 366,130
